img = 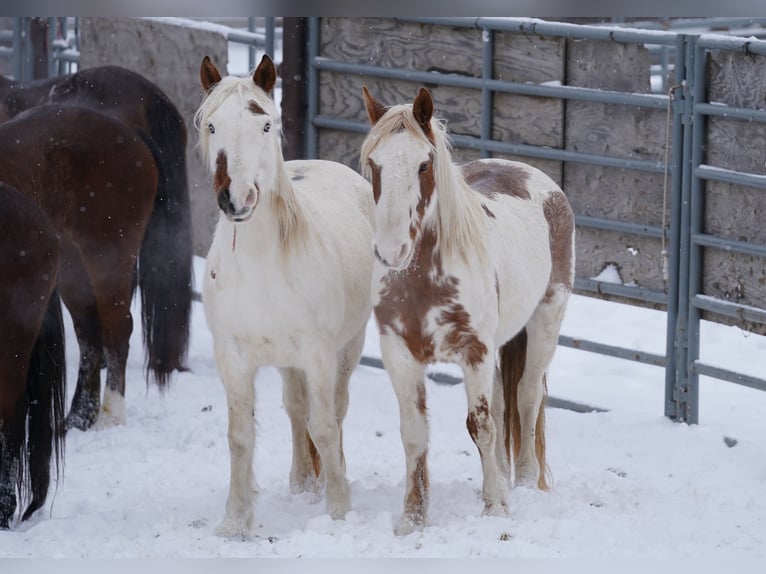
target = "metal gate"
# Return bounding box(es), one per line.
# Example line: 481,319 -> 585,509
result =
304,17 -> 766,424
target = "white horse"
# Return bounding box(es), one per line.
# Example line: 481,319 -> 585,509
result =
360,86 -> 575,535
195,55 -> 374,538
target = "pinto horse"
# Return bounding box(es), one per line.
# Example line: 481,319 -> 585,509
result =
196,55 -> 374,538
0,65 -> 193,392
0,183 -> 66,529
0,103 -> 180,430
360,86 -> 575,534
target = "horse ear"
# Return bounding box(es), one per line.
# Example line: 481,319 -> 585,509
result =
200,56 -> 222,92
253,54 -> 277,94
412,87 -> 434,134
362,85 -> 387,125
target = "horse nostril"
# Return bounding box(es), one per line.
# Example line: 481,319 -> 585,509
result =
217,188 -> 234,214
245,188 -> 256,207
398,243 -> 409,262
373,244 -> 388,266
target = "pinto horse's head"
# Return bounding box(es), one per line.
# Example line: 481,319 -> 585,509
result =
360,86 -> 439,271
196,54 -> 280,223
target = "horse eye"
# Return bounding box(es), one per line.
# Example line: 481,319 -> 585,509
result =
264,122 -> 271,133
208,123 -> 215,134
418,161 -> 429,173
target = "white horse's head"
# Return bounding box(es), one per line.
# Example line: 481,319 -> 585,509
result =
196,54 -> 281,223
360,87 -> 439,270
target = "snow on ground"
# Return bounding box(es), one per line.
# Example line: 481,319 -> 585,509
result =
1,256 -> 764,559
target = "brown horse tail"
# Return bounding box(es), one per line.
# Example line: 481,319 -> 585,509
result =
137,94 -> 193,389
500,328 -> 550,491
21,285 -> 66,522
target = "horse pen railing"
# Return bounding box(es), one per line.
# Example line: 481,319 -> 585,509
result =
304,17 -> 766,424
2,17 -> 764,426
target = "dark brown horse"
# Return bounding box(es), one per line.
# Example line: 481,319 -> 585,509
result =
0,65 -> 193,404
0,183 -> 66,529
0,103 -> 183,430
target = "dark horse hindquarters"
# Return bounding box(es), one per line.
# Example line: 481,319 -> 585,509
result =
0,66 -> 194,431
0,184 -> 65,529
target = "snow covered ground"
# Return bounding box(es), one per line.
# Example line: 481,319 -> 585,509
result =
1,256 -> 764,559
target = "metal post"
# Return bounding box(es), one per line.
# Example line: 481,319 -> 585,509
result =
281,17 -> 307,161
265,17 -> 275,59
480,26 -> 494,159
669,34 -> 698,422
682,40 -> 708,425
305,17 -> 320,159
663,33 -> 687,420
248,17 -> 255,71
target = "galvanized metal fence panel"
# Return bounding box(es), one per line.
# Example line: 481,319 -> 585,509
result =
305,17 -> 766,424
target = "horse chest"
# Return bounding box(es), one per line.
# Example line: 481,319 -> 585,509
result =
373,266 -> 490,367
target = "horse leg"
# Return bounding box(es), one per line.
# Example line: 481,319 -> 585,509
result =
379,335 -> 429,535
491,367 -> 511,485
303,349 -> 349,520
78,246 -> 138,428
335,326 -> 366,470
60,243 -> 103,431
0,372 -> 26,529
279,367 -> 321,495
215,344 -> 258,539
514,288 -> 569,489
464,359 -> 508,516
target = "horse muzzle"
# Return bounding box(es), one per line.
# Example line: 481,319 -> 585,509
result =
217,186 -> 258,222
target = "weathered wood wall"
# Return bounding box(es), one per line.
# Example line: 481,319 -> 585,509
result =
79,18 -> 229,257
564,40 -> 668,301
704,51 -> 766,334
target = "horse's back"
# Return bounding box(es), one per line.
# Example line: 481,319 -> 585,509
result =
460,158 -> 574,339
0,104 -> 158,226
286,159 -> 375,229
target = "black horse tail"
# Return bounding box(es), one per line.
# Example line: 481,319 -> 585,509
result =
137,92 -> 194,389
20,286 -> 66,522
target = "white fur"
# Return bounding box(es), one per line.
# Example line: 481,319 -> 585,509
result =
197,75 -> 374,539
362,107 -> 574,534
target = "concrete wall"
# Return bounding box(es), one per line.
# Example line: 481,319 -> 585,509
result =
79,17 -> 229,257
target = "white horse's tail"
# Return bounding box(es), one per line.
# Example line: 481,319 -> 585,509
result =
500,329 -> 551,490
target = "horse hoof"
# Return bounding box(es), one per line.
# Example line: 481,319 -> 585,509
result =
214,517 -> 252,540
327,499 -> 349,520
514,463 -> 540,488
65,410 -> 98,432
394,515 -> 424,536
289,477 -> 319,496
482,501 -> 509,517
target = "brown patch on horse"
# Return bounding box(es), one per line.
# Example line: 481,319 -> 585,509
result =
416,382 -> 427,415
461,161 -> 531,200
542,189 -> 575,299
404,451 -> 429,524
438,306 -> 488,368
415,153 -> 435,222
307,431 -> 322,478
466,396 -> 491,441
368,158 -> 382,204
248,100 -> 266,115
214,150 -> 231,195
374,227 -> 487,366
